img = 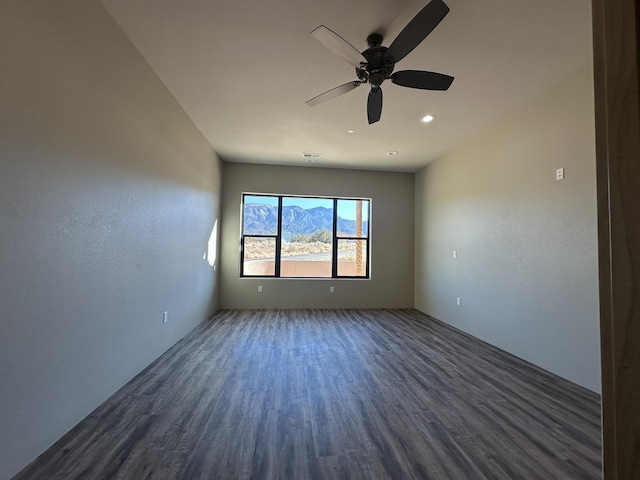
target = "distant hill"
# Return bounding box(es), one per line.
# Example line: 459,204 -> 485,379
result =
244,204 -> 368,236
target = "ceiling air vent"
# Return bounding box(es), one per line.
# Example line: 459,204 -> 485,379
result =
302,153 -> 322,159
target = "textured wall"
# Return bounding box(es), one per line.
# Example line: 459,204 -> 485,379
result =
0,1 -> 222,477
220,163 -> 414,309
415,65 -> 600,392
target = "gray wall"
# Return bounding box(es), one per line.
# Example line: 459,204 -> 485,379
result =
414,65 -> 601,392
0,2 -> 222,478
220,163 -> 414,309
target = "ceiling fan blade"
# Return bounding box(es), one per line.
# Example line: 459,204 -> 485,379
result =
391,70 -> 454,90
306,81 -> 362,106
385,0 -> 450,64
367,87 -> 383,124
311,25 -> 367,67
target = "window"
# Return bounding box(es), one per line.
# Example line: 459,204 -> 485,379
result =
241,194 -> 370,278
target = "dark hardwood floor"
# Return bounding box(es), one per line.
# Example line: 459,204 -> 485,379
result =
15,309 -> 602,479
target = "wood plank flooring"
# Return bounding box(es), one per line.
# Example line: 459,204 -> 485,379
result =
14,309 -> 602,479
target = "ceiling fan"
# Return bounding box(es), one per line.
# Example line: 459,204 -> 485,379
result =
306,0 -> 454,124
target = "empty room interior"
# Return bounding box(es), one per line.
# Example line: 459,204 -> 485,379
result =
2,0 -> 632,479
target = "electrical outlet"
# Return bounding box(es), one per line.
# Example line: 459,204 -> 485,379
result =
456,297 -> 461,306
453,250 -> 457,259
258,285 -> 263,293
556,167 -> 565,181
330,286 -> 335,293
163,311 -> 168,323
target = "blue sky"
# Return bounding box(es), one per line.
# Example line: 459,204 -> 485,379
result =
245,195 -> 278,207
337,199 -> 369,221
282,197 -> 332,211
245,195 -> 369,221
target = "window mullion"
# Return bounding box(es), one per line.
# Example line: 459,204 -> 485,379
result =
239,236 -> 245,276
332,198 -> 338,278
275,196 -> 282,277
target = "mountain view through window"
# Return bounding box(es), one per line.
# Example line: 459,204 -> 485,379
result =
241,194 -> 370,278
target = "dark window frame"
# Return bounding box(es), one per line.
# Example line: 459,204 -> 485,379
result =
240,194 -> 370,279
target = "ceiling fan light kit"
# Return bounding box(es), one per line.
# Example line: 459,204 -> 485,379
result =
306,0 -> 454,125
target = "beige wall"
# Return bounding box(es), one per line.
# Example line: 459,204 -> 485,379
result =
415,65 -> 601,392
0,1 -> 222,478
220,163 -> 414,309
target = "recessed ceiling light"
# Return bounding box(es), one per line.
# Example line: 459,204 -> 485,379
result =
347,129 -> 355,134
387,151 -> 398,156
421,114 -> 436,123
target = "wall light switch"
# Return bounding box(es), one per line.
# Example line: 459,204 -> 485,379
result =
163,311 -> 168,323
456,297 -> 461,306
453,250 -> 457,259
556,167 -> 565,181
258,285 -> 263,293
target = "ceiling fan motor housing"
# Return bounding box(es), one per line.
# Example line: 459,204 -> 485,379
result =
357,39 -> 395,88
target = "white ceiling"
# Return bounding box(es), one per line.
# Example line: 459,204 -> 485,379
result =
101,0 -> 593,172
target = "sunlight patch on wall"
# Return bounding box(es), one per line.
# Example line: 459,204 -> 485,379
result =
204,220 -> 218,269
